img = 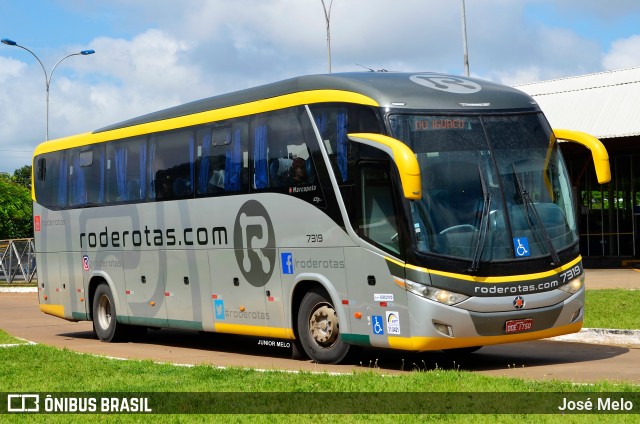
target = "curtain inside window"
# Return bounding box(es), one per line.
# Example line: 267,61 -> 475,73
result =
115,147 -> 127,201
253,124 -> 268,189
57,154 -> 68,206
71,155 -> 86,205
198,132 -> 212,194
336,111 -> 348,182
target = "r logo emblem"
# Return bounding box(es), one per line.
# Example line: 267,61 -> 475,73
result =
234,200 -> 275,287
410,74 -> 482,94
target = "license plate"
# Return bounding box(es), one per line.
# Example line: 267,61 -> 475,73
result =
505,318 -> 533,334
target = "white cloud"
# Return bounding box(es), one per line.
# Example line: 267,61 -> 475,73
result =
491,66 -> 544,87
603,35 -> 640,70
90,29 -> 205,100
0,57 -> 27,83
33,29 -> 211,142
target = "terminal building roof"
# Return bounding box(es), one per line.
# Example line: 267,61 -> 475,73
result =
515,67 -> 640,139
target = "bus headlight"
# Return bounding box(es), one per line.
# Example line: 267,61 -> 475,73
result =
405,280 -> 469,306
558,277 -> 583,294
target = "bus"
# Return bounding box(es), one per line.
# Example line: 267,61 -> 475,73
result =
32,72 -> 610,364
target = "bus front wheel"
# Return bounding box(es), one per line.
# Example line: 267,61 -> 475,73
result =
297,288 -> 350,364
92,283 -> 128,342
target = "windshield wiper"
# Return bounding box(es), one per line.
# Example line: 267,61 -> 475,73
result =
468,165 -> 491,273
511,164 -> 560,266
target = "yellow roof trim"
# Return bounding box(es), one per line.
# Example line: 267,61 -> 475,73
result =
32,89 -> 379,157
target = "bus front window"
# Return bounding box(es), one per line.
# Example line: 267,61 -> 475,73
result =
390,113 -> 578,265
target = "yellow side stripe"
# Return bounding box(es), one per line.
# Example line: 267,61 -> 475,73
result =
39,304 -> 65,318
215,323 -> 295,340
387,256 -> 582,284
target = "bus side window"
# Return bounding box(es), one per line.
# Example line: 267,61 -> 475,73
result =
149,129 -> 194,200
36,158 -> 46,182
106,137 -> 147,203
68,146 -> 105,207
196,119 -> 248,196
34,152 -> 63,209
309,104 -> 382,185
252,109 -> 315,190
358,164 -> 401,255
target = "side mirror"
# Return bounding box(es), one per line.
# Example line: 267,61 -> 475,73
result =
348,133 -> 422,199
553,129 -> 611,184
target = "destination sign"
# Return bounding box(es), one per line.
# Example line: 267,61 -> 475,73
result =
412,117 -> 471,131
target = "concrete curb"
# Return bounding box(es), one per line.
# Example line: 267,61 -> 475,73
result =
548,328 -> 640,347
0,287 -> 37,293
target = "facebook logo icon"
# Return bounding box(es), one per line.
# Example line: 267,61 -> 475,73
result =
281,252 -> 294,274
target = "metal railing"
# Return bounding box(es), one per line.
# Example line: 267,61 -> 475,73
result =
0,238 -> 36,284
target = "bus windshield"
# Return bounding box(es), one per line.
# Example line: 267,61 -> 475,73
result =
389,113 -> 578,264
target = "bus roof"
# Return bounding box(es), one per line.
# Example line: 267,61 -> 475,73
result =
94,72 -> 539,133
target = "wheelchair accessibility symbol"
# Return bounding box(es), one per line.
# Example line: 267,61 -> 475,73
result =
372,315 -> 384,335
513,237 -> 530,258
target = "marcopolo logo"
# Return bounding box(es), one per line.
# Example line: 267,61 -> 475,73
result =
410,74 -> 482,94
234,200 -> 275,287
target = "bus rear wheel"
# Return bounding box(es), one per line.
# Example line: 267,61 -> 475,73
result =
92,283 -> 133,342
297,288 -> 350,364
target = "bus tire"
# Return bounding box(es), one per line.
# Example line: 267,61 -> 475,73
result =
297,288 -> 350,364
92,283 -> 127,342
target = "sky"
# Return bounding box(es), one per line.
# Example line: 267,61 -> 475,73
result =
1,0 -> 640,174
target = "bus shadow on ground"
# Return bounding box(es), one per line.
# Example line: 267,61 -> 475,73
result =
349,341 -> 630,373
59,328 -> 295,360
58,327 -> 630,373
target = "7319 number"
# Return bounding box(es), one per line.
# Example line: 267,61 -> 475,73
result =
307,234 -> 323,243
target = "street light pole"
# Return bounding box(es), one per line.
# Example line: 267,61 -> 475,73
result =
461,0 -> 470,77
1,38 -> 95,140
320,0 -> 334,73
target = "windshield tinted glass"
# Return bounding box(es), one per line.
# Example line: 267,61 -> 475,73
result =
390,113 -> 577,264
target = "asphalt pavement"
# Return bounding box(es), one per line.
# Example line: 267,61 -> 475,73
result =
1,267 -> 639,346
583,267 -> 640,290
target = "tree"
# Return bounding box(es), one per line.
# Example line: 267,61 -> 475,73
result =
0,173 -> 32,239
12,165 -> 32,190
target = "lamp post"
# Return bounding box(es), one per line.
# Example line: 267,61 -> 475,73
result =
1,38 -> 95,140
320,0 -> 334,73
461,0 -> 470,76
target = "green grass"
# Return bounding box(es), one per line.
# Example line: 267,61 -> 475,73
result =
5,344 -> 635,393
0,343 -> 638,422
584,289 -> 640,330
0,329 -> 25,344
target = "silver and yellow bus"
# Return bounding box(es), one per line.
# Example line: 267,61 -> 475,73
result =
33,72 -> 610,364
